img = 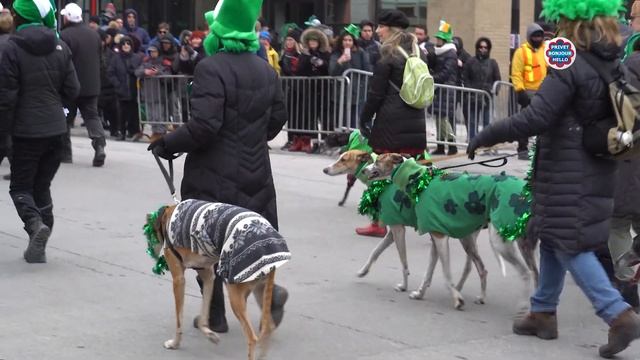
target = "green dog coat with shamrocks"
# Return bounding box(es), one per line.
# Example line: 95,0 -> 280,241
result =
390,159 -> 529,240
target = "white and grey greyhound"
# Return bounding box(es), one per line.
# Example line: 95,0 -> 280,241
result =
362,153 -> 537,312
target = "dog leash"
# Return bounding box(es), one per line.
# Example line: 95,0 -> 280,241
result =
153,153 -> 181,204
438,153 -> 518,171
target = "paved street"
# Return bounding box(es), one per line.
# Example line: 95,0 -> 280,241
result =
0,135 -> 638,360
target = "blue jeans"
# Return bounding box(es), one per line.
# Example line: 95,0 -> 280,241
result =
531,244 -> 630,324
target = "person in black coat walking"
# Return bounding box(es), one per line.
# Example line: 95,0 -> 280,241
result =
60,3 -> 107,167
467,7 -> 640,357
595,34 -> 640,313
0,2 -> 80,264
359,10 -> 426,155
357,10 -> 427,238
148,0 -> 289,334
462,37 -> 501,140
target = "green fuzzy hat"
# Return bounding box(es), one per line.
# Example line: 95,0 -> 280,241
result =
13,0 -> 57,31
541,0 -> 625,22
435,20 -> 453,43
203,0 -> 263,56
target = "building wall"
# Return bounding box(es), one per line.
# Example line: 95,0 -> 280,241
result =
426,0 -> 538,83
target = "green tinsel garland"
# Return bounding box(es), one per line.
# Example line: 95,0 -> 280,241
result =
406,167 -> 446,204
540,0 -> 624,22
497,144 -> 536,241
358,179 -> 392,221
143,209 -> 169,275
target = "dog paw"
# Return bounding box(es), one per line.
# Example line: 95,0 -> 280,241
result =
164,339 -> 180,349
394,283 -> 407,292
474,297 -> 485,305
409,290 -> 424,300
203,329 -> 220,344
454,298 -> 465,310
356,268 -> 369,278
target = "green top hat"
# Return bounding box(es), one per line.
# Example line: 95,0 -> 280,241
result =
435,20 -> 453,43
203,0 -> 263,55
344,24 -> 360,39
541,0 -> 624,22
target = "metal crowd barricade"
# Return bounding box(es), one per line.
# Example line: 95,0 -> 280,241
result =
492,81 -> 520,122
426,84 -> 493,147
279,76 -> 348,136
341,69 -> 373,130
137,75 -> 193,132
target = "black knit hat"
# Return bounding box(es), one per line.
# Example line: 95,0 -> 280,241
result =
377,10 -> 409,29
286,27 -> 302,43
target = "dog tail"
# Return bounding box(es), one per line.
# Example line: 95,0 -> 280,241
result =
491,245 -> 508,277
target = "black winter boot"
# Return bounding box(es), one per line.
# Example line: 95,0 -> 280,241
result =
447,146 -> 458,155
23,218 -> 51,263
254,283 -> 289,328
431,145 -> 445,155
92,138 -> 106,167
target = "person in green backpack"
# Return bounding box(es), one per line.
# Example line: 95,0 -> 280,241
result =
359,10 -> 427,157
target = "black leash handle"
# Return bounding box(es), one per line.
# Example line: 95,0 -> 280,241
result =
153,153 -> 181,204
438,153 -> 516,171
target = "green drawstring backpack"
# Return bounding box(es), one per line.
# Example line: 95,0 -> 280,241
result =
389,43 -> 434,109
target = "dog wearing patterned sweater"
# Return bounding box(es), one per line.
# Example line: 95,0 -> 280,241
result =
146,199 -> 290,359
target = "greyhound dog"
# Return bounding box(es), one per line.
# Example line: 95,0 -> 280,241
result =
323,150 -> 489,304
363,153 -> 538,311
146,200 -> 291,360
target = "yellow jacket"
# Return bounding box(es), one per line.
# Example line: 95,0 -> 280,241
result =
511,42 -> 547,92
266,47 -> 281,75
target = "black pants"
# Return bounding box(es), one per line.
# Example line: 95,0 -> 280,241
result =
64,96 -> 107,157
10,136 -> 64,229
0,134 -> 11,166
119,100 -> 140,137
99,97 -> 120,136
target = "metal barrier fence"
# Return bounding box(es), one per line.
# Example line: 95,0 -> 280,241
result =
492,81 -> 520,121
426,85 -> 493,147
342,69 -> 373,130
138,73 -> 518,147
341,69 -> 494,147
137,75 -> 193,132
280,76 -> 349,135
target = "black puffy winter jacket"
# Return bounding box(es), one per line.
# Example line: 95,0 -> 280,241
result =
0,26 -> 80,138
163,52 -> 287,228
472,41 -> 620,255
360,55 -> 427,152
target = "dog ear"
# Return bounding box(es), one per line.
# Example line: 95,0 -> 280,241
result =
390,154 -> 405,164
356,152 -> 372,163
153,206 -> 167,242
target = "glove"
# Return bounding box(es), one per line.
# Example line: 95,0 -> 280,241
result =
147,138 -> 174,160
516,91 -> 530,108
467,136 -> 481,160
359,121 -> 372,139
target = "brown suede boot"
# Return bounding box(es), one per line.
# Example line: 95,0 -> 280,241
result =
599,309 -> 640,358
513,312 -> 558,340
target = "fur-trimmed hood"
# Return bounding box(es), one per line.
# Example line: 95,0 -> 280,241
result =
300,27 -> 331,53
